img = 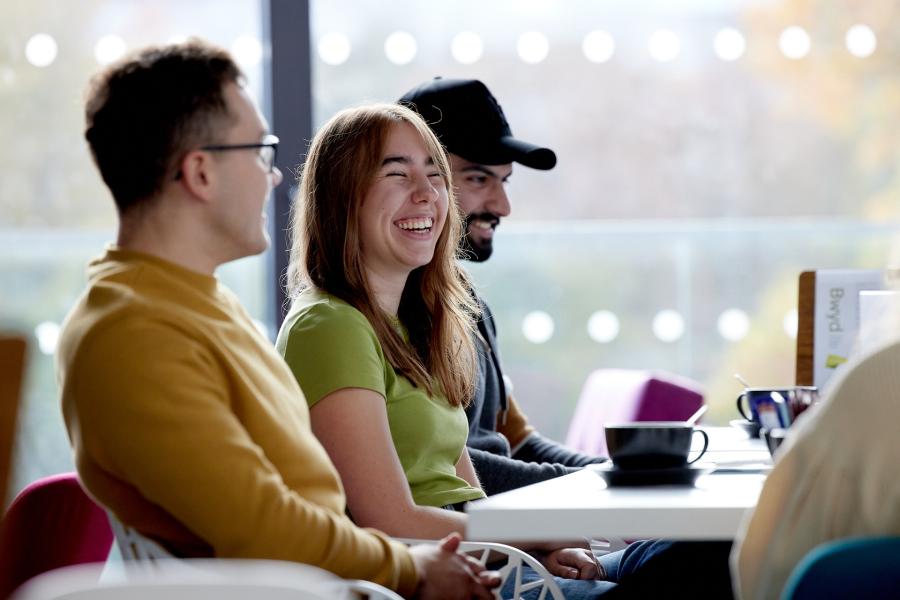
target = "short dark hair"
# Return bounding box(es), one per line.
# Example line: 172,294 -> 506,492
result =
84,39 -> 243,213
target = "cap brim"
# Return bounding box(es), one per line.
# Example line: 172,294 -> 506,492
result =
500,137 -> 557,170
443,134 -> 557,170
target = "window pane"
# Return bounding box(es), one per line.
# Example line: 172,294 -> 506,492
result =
311,0 -> 900,439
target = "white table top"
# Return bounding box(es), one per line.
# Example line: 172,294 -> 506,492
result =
466,426 -> 769,542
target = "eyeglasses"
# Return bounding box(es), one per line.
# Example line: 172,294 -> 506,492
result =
201,134 -> 280,172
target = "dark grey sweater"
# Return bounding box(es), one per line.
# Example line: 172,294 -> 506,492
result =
466,298 -> 606,496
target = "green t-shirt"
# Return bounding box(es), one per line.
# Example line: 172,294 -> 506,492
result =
276,289 -> 485,508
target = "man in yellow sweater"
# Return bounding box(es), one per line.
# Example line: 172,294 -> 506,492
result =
57,39 -> 496,600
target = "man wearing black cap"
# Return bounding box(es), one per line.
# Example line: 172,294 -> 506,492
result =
399,78 -> 606,496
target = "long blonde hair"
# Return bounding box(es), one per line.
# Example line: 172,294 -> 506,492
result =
287,103 -> 478,407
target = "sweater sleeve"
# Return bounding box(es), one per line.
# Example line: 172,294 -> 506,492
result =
512,434 -> 607,468
499,396 -> 607,467
467,447 -> 577,496
68,317 -> 418,597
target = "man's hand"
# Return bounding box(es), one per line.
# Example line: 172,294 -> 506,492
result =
409,533 -> 501,599
540,547 -> 605,580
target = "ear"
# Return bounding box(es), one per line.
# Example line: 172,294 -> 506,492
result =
177,150 -> 217,203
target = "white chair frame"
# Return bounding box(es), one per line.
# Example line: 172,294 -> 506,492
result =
459,541 -> 564,600
106,512 -> 172,565
108,512 -> 572,599
106,513 -> 403,600
400,538 -> 564,600
14,561 -> 359,600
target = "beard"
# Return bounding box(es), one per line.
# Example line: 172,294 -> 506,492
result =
459,212 -> 500,263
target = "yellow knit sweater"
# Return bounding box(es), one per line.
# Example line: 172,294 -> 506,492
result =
58,247 -> 417,596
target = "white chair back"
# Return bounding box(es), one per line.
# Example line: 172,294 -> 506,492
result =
458,541 -> 564,600
105,513 -> 403,599
400,538 -> 564,600
106,512 -> 173,568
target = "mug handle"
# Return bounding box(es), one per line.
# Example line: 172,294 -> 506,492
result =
687,429 -> 710,465
736,393 -> 752,421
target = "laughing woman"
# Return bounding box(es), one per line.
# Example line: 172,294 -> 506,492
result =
275,104 -> 616,597
278,103 -> 483,535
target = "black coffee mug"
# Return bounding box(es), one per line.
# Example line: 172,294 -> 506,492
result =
737,386 -> 819,429
736,388 -> 792,429
605,423 -> 710,470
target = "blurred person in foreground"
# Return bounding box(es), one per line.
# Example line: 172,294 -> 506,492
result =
398,78 -> 606,496
57,39 -> 497,600
731,333 -> 900,598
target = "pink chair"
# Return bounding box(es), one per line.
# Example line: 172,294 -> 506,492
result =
565,369 -> 705,457
0,472 -> 113,598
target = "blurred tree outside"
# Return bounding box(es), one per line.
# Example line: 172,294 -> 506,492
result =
744,1 -> 900,220
702,0 -> 900,416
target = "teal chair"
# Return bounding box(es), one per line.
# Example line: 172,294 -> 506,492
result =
781,536 -> 900,599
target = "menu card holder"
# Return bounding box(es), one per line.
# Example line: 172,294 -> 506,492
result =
795,270 -> 885,389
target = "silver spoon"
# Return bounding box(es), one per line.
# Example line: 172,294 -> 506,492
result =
686,404 -> 708,425
734,372 -> 751,388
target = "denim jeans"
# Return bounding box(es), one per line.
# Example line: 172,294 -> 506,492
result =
500,566 -> 617,599
601,540 -> 734,599
501,540 -> 733,599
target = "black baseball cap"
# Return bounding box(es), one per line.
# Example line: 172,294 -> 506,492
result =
399,77 -> 556,170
